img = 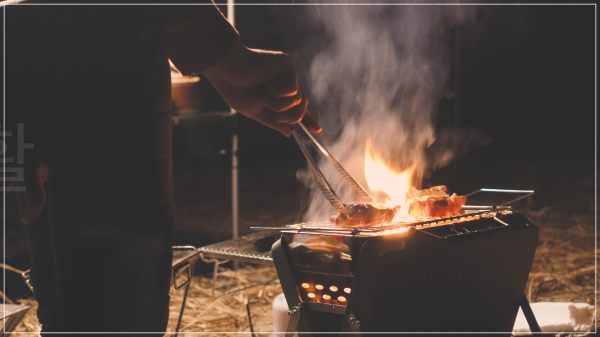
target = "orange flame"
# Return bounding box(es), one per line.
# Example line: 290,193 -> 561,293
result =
363,139 -> 415,219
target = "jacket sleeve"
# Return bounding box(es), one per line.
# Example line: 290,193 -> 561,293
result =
156,2 -> 241,75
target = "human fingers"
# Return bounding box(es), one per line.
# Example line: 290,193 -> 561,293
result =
265,66 -> 299,98
274,98 -> 308,125
257,89 -> 302,112
249,108 -> 293,136
301,111 -> 323,134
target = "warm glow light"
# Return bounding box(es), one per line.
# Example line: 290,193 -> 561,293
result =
307,293 -> 316,299
344,287 -> 351,294
329,285 -> 338,292
322,294 -> 331,300
315,284 -> 324,290
301,283 -> 310,289
337,296 -> 347,302
169,60 -> 200,84
363,139 -> 415,220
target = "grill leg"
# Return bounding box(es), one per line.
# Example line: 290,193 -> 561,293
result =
271,238 -> 301,308
285,308 -> 302,337
520,295 -> 541,333
175,282 -> 191,335
273,238 -> 337,336
211,260 -> 227,297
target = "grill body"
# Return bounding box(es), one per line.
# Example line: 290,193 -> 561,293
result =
272,212 -> 538,335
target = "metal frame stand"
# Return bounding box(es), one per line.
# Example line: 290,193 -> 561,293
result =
227,0 -> 239,245
171,246 -> 201,335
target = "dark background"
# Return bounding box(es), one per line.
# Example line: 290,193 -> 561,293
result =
3,4 -> 596,298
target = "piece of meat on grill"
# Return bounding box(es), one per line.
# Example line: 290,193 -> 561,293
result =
408,186 -> 467,219
407,185 -> 450,200
333,203 -> 399,228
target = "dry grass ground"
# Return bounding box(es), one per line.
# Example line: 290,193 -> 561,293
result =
527,225 -> 595,305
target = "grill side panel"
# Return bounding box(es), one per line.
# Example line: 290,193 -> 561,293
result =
349,214 -> 538,333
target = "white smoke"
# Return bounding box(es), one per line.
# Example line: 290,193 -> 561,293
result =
300,4 -> 477,222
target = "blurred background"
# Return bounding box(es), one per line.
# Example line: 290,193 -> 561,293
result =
3,3 -> 596,300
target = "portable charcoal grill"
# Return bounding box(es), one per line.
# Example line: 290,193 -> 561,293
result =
251,188 -> 542,335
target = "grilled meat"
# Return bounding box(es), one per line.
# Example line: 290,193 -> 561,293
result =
333,203 -> 399,228
408,185 -> 467,219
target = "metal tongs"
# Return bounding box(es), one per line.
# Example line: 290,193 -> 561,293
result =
292,122 -> 373,214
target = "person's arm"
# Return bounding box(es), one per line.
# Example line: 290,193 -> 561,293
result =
158,3 -> 240,74
156,2 -> 320,136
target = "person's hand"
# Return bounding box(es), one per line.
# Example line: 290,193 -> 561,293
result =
203,41 -> 321,136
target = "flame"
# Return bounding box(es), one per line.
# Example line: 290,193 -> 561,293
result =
363,139 -> 415,219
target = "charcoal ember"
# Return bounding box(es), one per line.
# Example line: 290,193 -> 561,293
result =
333,203 -> 399,228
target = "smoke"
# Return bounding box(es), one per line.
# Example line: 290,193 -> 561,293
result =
299,4 -> 478,222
